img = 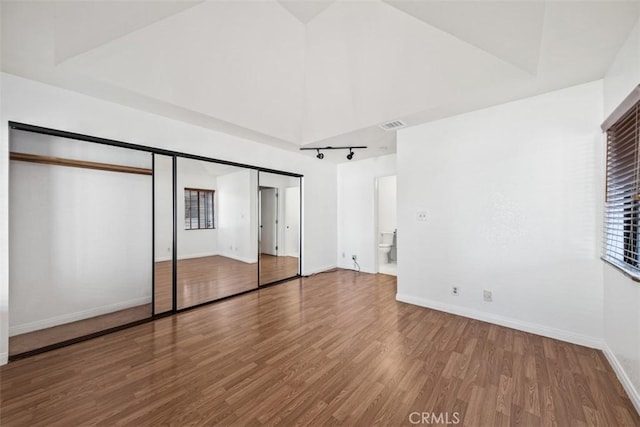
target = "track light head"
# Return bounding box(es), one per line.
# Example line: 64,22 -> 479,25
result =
301,145 -> 366,160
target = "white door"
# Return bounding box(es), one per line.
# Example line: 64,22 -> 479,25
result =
284,187 -> 299,257
260,188 -> 278,256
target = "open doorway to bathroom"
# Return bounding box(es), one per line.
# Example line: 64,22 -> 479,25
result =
377,175 -> 397,276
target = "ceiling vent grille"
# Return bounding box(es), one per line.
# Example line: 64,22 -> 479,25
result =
379,120 -> 407,131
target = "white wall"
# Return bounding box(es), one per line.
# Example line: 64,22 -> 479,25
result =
0,72 -> 338,364
217,169 -> 258,263
602,15 -> 640,412
604,17 -> 640,119
9,159 -> 152,335
337,154 -> 396,273
154,155 -> 174,262
397,81 -> 604,348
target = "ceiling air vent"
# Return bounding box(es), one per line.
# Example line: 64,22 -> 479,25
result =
379,120 -> 407,131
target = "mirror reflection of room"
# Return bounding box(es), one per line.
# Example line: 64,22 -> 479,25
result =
153,154 -> 174,315
8,129 -> 153,356
175,158 -> 258,309
258,172 -> 300,285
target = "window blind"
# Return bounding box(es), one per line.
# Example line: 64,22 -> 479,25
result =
184,188 -> 214,230
604,100 -> 640,273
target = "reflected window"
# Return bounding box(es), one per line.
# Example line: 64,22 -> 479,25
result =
184,188 -> 214,230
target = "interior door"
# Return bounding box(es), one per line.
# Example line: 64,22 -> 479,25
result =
284,186 -> 299,257
260,188 -> 278,256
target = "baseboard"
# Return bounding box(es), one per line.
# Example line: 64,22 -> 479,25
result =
178,251 -> 220,261
603,344 -> 640,415
156,253 -> 257,264
0,352 -> 7,366
155,251 -> 219,262
9,296 -> 152,337
396,293 -> 603,350
303,264 -> 337,276
337,260 -> 375,274
219,252 -> 257,264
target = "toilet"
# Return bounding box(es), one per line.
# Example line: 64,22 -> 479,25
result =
378,232 -> 394,264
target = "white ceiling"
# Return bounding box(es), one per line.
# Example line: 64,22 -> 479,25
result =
2,0 -> 639,162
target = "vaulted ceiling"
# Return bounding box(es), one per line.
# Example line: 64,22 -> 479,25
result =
2,1 -> 639,161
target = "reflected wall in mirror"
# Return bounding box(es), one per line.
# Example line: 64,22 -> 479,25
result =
258,172 -> 301,285
8,129 -> 153,356
154,154 -> 174,314
176,158 -> 258,309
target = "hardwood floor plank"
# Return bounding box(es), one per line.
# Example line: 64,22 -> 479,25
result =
1,270 -> 637,426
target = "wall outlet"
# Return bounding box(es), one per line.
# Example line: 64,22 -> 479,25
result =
417,211 -> 429,221
483,290 -> 492,302
452,286 -> 459,296
352,254 -> 357,261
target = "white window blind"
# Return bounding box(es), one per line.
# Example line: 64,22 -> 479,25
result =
604,100 -> 640,274
184,188 -> 214,230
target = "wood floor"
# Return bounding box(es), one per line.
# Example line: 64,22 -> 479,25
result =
10,255 -> 299,358
8,305 -> 151,357
1,270 -> 637,426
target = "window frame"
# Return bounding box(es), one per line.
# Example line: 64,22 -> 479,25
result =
184,187 -> 215,230
602,85 -> 640,281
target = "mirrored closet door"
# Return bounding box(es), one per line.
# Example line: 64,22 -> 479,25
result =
258,171 -> 301,285
8,123 -> 303,359
154,154 -> 174,314
8,128 -> 153,357
175,158 -> 259,309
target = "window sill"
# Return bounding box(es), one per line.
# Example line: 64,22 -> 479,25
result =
601,256 -> 640,283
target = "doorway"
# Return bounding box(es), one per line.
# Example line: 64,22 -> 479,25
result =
259,187 -> 278,257
258,172 -> 300,285
376,175 -> 397,276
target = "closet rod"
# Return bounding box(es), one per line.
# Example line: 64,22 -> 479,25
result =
10,152 -> 152,176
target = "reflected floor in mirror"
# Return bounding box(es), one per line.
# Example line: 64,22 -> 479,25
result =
259,254 -> 299,285
157,255 -> 259,310
9,304 -> 151,357
156,254 -> 299,310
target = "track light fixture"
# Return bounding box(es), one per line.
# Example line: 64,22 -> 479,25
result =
300,145 -> 367,160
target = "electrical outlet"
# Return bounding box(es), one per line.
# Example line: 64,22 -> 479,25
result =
351,254 -> 357,261
417,211 -> 428,221
452,286 -> 459,296
483,290 -> 492,302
